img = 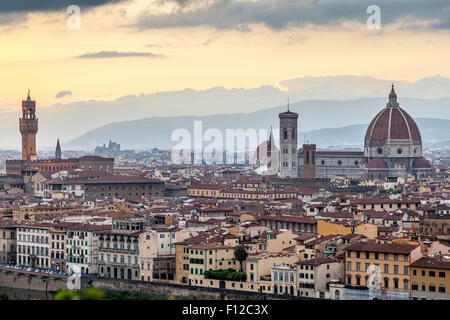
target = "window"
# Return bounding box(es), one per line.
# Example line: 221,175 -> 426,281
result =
403,266 -> 408,275
394,254 -> 398,261
347,262 -> 352,271
403,279 -> 408,290
384,253 -> 388,260
412,283 -> 418,290
439,272 -> 445,278
429,271 -> 435,277
384,264 -> 389,274
429,284 -> 435,292
439,285 -> 446,293
394,265 -> 398,275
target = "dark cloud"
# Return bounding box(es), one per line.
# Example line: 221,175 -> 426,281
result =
134,0 -> 450,31
0,1 -> 127,13
55,90 -> 72,98
0,13 -> 23,26
76,51 -> 166,59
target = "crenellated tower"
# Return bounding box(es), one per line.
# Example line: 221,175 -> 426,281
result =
19,90 -> 38,161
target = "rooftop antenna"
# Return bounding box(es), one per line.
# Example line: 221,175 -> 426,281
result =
287,97 -> 290,112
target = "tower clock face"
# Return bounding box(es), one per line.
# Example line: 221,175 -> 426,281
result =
377,148 -> 382,155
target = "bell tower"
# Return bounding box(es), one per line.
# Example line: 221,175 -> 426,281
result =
19,90 -> 38,161
279,99 -> 299,178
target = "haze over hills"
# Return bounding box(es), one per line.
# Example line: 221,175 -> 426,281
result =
1,75 -> 450,150
64,98 -> 450,150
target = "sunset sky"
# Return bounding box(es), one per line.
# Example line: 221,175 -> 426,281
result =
0,0 -> 449,112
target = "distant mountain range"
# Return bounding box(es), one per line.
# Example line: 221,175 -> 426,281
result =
64,97 -> 450,150
2,75 -> 450,149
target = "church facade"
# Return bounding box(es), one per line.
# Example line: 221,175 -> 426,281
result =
295,86 -> 432,180
6,92 -> 114,191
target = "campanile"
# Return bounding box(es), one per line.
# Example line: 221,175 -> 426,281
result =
19,90 -> 38,161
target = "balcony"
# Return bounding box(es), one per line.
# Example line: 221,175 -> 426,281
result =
98,247 -> 138,255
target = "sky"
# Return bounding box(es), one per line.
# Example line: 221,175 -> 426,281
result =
0,0 -> 449,114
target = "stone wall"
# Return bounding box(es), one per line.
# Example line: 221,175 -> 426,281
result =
0,269 -> 68,292
82,276 -> 311,300
0,269 -> 314,300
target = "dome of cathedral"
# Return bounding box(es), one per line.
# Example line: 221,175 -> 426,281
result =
364,86 -> 422,158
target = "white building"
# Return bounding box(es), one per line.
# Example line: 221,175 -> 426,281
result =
16,223 -> 51,269
66,224 -> 110,275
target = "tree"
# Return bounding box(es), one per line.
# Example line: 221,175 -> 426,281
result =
234,245 -> 248,272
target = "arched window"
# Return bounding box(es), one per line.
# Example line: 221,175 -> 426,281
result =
279,272 -> 283,281
283,128 -> 287,140
403,279 -> 409,290
292,128 -> 295,139
274,271 -> 278,281
335,290 -> 340,300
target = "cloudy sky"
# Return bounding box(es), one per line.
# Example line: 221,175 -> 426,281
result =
0,0 -> 449,114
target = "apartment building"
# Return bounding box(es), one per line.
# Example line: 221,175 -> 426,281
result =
0,220 -> 16,264
66,223 -> 109,275
344,242 -> 422,300
296,258 -> 344,299
16,223 -> 51,269
410,256 -> 450,300
50,224 -> 66,271
97,214 -> 145,280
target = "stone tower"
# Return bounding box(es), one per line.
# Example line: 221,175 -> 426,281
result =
19,90 -> 38,161
55,138 -> 62,159
279,100 -> 298,178
302,144 -> 316,179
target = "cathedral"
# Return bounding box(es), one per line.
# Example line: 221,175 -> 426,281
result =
280,86 -> 432,180
6,92 -> 114,191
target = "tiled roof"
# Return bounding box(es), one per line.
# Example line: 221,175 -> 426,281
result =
410,256 -> 450,270
344,242 -> 419,254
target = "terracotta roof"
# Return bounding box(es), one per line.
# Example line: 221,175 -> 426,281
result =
413,158 -> 432,169
344,242 -> 419,254
367,158 -> 388,169
365,89 -> 421,145
410,256 -> 450,270
297,257 -> 338,266
255,215 -> 316,224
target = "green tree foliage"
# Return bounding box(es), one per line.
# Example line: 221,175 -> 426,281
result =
203,268 -> 247,282
0,292 -> 9,300
82,287 -> 104,300
234,245 -> 248,272
53,289 -> 80,300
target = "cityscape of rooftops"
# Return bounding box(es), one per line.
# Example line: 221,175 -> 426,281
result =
0,0 -> 449,312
